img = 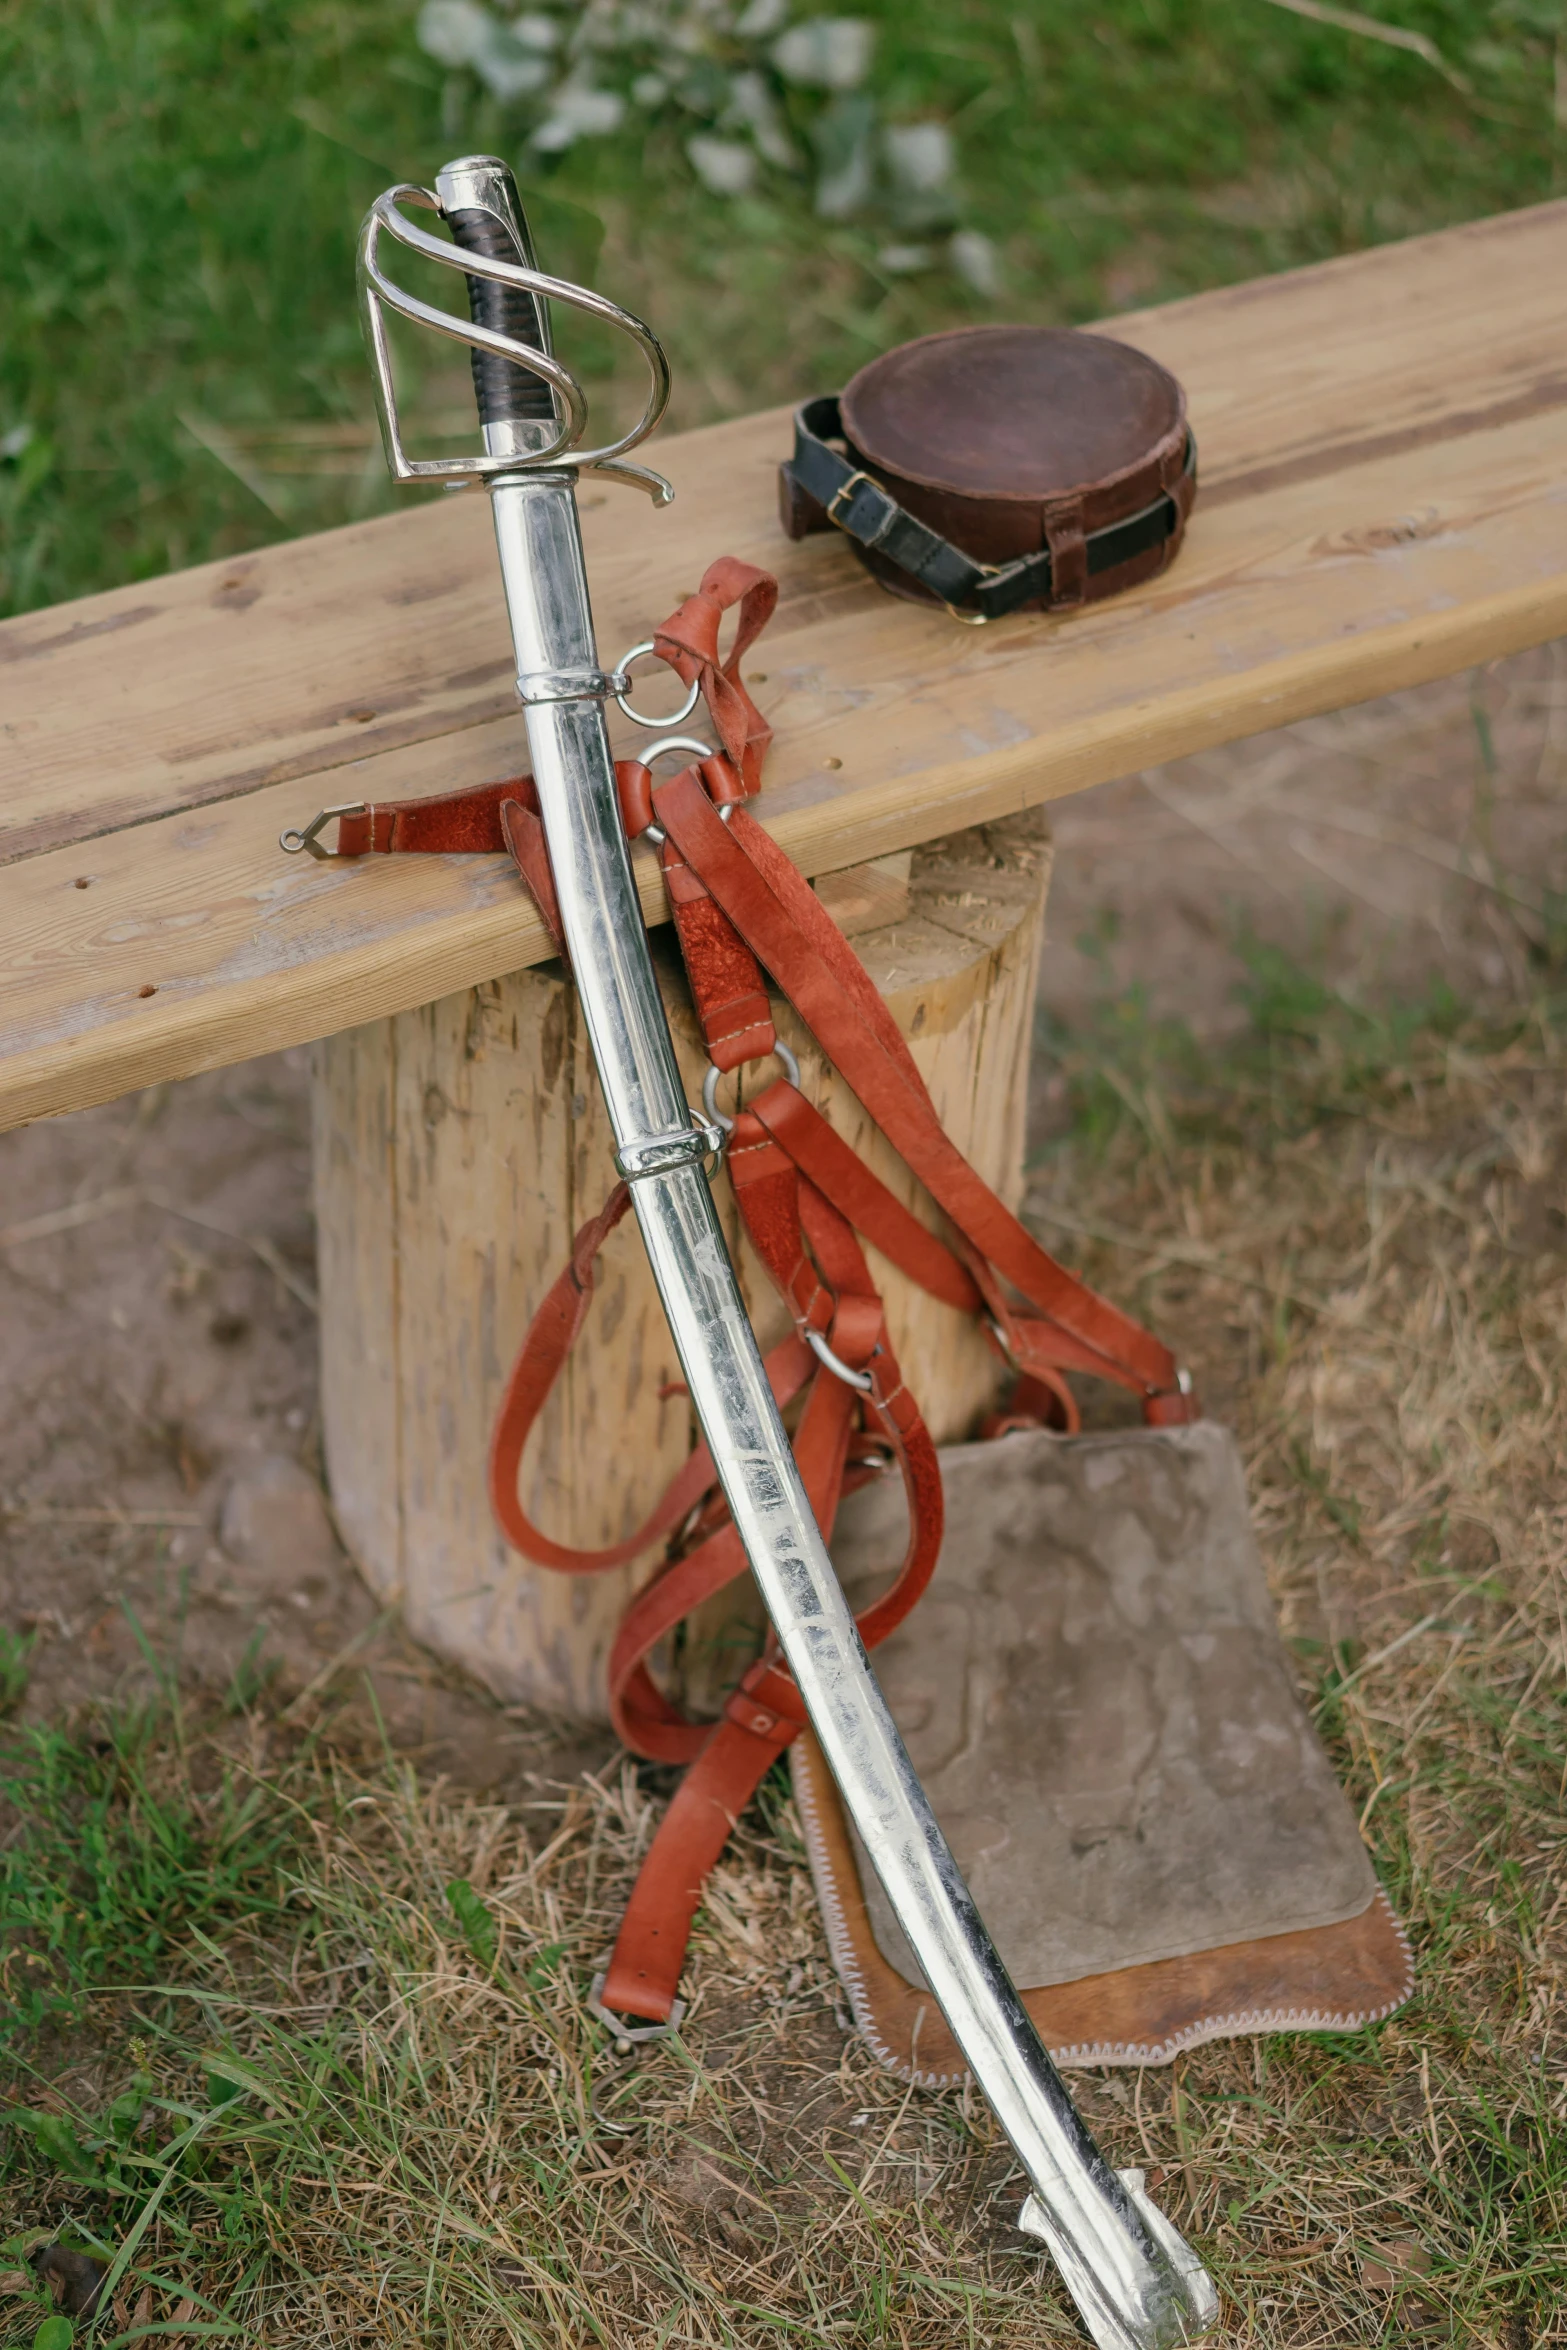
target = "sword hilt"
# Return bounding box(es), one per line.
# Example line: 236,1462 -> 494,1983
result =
357,155 -> 672,502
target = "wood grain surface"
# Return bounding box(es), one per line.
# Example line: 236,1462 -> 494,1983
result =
4,199 -> 1564,1132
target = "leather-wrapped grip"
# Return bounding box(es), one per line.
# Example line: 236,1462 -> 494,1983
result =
445,203 -> 555,428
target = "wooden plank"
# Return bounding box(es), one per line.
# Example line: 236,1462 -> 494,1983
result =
3,200 -> 1564,1131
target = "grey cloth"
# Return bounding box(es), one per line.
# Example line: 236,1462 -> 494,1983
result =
831,1422 -> 1375,1990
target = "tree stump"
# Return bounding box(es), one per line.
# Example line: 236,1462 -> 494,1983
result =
312,808 -> 1052,1722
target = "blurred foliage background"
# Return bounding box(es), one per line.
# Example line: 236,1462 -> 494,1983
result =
0,0 -> 1561,618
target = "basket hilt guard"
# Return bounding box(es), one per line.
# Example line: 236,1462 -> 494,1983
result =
358,153 -> 673,503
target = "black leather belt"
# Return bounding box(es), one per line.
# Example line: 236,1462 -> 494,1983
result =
782,395 -> 1196,622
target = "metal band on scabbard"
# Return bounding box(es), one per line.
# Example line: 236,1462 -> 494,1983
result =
614,1123 -> 726,1182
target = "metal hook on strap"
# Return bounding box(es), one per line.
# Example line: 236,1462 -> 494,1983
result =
279,802 -> 368,860
805,1328 -> 875,1393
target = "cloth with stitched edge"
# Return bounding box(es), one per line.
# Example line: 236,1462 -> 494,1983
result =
793,1422 -> 1412,2073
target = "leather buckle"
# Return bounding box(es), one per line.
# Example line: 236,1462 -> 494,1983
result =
971,550 -> 1053,622
825,467 -> 875,525
587,1968 -> 685,2050
826,468 -> 899,548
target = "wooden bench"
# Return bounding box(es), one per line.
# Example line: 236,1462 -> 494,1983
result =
5,199 -> 1564,1715
5,198 -> 1564,1135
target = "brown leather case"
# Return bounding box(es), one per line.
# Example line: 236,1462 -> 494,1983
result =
796,1735 -> 1414,2081
780,324 -> 1195,614
791,1425 -> 1414,2080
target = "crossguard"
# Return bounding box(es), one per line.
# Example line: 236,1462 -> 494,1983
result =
358,181 -> 673,503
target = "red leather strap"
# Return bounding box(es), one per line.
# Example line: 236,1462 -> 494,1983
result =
486,1184 -> 815,1573
656,840 -> 1170,1403
741,1082 -> 1131,1396
597,1710 -> 794,2019
598,1371 -> 855,2018
499,798 -> 567,959
601,1231 -> 944,2021
724,1116 -> 830,1332
608,1367 -> 861,1763
594,1061 -> 947,2019
747,1079 -> 982,1315
653,771 -> 1190,1410
650,557 -> 776,796
485,1183 -> 645,1571
980,1368 -> 1081,1439
337,775 -> 530,856
324,552 -> 1198,2034
603,1159 -> 945,1764
661,831 -> 776,1071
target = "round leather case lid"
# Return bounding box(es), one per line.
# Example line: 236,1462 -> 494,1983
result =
781,323 -> 1194,615
841,324 -> 1183,509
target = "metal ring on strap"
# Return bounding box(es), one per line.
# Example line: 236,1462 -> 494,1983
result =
701,1040 -> 801,1136
635,736 -> 725,845
806,1328 -> 875,1393
614,640 -> 703,731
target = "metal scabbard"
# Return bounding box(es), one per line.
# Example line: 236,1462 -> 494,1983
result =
356,154 -> 1219,2350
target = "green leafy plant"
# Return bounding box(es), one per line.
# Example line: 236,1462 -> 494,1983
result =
1,2112 -> 102,2191
0,1625 -> 35,1713
444,1875 -> 499,1970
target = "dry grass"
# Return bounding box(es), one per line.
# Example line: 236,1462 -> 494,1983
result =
2,1743 -> 1064,2345
1030,985 -> 1567,2345
4,988 -> 1565,2347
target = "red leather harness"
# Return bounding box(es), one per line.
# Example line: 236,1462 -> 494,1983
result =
331,555 -> 1198,2027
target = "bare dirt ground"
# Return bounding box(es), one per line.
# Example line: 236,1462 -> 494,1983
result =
2,640 -> 1559,1760
1042,641 -> 1565,1040
0,1052 -> 613,1791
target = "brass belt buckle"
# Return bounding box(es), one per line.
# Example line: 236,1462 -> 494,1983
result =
825,467 -> 877,526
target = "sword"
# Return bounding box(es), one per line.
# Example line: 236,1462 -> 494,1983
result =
353,154 -> 1219,2350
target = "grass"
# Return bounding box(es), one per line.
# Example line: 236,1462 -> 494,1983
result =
2,0 -> 1562,616
4,971 -> 1564,2345
0,1700 -> 316,2057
